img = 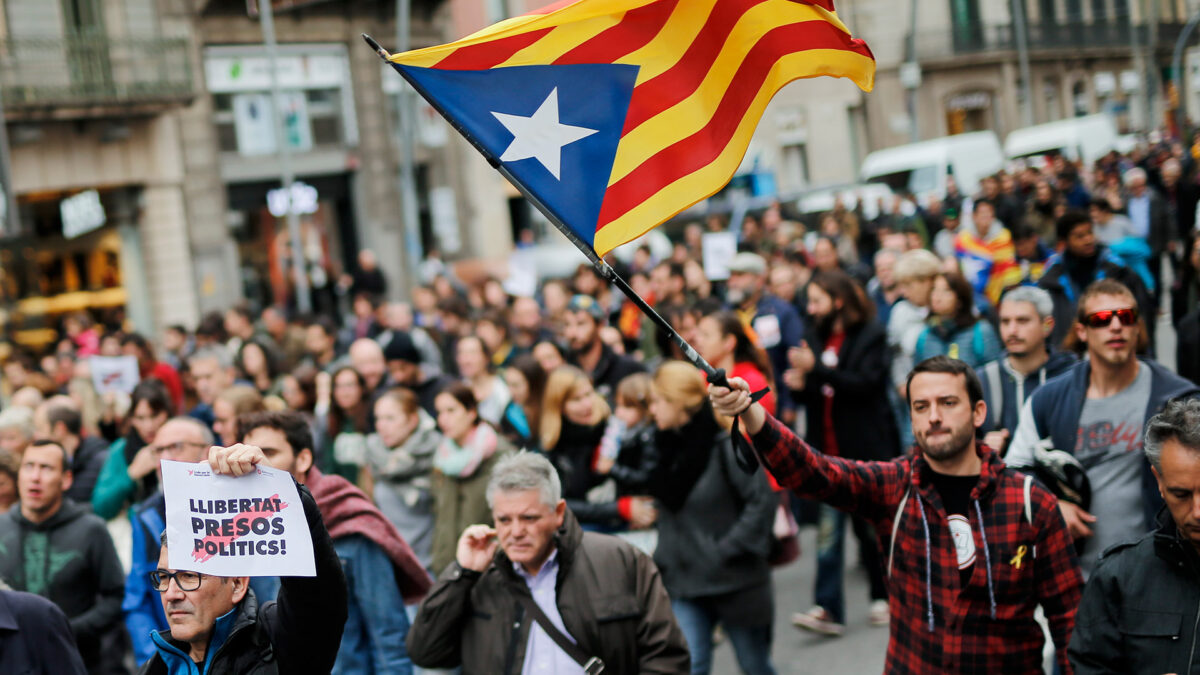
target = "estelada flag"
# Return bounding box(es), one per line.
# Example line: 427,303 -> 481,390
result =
388,0 -> 874,256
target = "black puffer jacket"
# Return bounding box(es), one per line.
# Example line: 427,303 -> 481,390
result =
407,508 -> 689,674
137,483 -> 347,675
1070,509 -> 1200,674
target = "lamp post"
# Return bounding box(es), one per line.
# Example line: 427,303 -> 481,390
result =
258,0 -> 312,314
396,0 -> 423,290
1012,0 -> 1034,127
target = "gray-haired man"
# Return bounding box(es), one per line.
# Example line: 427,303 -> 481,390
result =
1069,398 -> 1200,673
975,286 -> 1076,454
407,452 -> 689,673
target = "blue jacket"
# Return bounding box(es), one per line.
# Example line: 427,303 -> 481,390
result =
1008,358 -> 1200,531
913,319 -> 1002,369
126,493 -> 169,665
753,295 -> 804,413
976,351 -> 1077,435
332,535 -> 413,675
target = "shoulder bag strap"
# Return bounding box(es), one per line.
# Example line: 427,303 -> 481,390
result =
510,589 -> 605,674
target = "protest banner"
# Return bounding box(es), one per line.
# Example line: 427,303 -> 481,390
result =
89,355 -> 140,395
161,459 -> 315,577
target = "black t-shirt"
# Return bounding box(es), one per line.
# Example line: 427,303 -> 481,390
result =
929,470 -> 980,585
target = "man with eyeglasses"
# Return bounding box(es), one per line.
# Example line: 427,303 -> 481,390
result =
124,417 -> 217,666
1008,279 -> 1200,576
138,443 -> 347,675
0,439 -> 124,673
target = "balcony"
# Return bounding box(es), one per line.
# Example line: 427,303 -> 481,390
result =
0,35 -> 195,120
912,20 -> 1186,63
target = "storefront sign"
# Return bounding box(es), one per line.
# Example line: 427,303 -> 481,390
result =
61,190 -> 107,239
268,182 -> 320,217
206,51 -> 346,93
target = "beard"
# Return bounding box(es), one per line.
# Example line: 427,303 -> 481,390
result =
915,422 -> 975,461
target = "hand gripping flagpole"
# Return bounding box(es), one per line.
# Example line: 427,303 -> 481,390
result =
364,35 -> 768,471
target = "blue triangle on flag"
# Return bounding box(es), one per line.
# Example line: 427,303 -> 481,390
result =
394,63 -> 639,249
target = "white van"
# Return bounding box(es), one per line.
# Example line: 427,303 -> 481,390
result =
1004,114 -> 1118,166
860,131 -> 1004,204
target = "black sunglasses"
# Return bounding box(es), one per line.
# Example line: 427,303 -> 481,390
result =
1083,308 -> 1138,328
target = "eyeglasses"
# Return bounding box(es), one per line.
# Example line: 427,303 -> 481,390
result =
154,441 -> 209,456
150,569 -> 205,592
1083,308 -> 1138,328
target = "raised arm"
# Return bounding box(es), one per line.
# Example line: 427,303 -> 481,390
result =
709,379 -> 906,522
207,444 -> 348,674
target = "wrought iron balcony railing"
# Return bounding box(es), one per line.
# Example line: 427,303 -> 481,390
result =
0,35 -> 193,113
912,20 -> 1185,61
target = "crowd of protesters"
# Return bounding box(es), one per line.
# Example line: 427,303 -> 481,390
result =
1,137 -> 1200,673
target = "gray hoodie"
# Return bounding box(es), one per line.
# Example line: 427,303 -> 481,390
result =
0,499 -> 124,669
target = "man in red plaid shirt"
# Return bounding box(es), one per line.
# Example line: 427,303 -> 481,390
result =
711,355 -> 1083,673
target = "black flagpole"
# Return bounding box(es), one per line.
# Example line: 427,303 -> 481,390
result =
364,35 -> 768,470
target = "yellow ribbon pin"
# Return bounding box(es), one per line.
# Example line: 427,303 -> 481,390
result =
1009,545 -> 1028,570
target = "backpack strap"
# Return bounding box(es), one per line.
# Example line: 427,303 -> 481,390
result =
984,360 -> 1003,429
887,486 -> 912,579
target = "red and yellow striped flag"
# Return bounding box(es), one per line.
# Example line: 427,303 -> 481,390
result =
389,0 -> 874,256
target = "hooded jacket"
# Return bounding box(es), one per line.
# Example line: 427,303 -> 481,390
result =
750,415 -> 1083,673
0,499 -> 125,670
976,351 -> 1077,437
1069,509 -> 1200,674
137,482 -> 347,675
407,508 -> 689,674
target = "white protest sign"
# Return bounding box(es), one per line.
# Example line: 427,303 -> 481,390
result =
89,355 -> 140,395
702,231 -> 737,281
161,460 -> 315,577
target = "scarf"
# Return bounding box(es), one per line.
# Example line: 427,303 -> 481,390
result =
306,467 -> 432,603
434,423 -> 499,478
652,402 -> 722,512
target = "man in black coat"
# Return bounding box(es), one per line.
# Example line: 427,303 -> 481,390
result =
783,269 -> 897,635
1070,398 -> 1200,673
0,586 -> 88,674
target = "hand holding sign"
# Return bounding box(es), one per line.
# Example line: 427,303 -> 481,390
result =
161,446 -> 315,578
209,443 -> 270,477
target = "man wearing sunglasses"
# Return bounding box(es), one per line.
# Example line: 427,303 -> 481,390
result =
1008,279 -> 1200,576
138,442 -> 346,675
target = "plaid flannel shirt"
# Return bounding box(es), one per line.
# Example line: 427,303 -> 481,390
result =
753,415 -> 1083,673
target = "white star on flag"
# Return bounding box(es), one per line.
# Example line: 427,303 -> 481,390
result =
491,88 -> 598,180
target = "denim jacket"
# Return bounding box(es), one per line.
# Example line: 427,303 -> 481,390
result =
332,534 -> 413,675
